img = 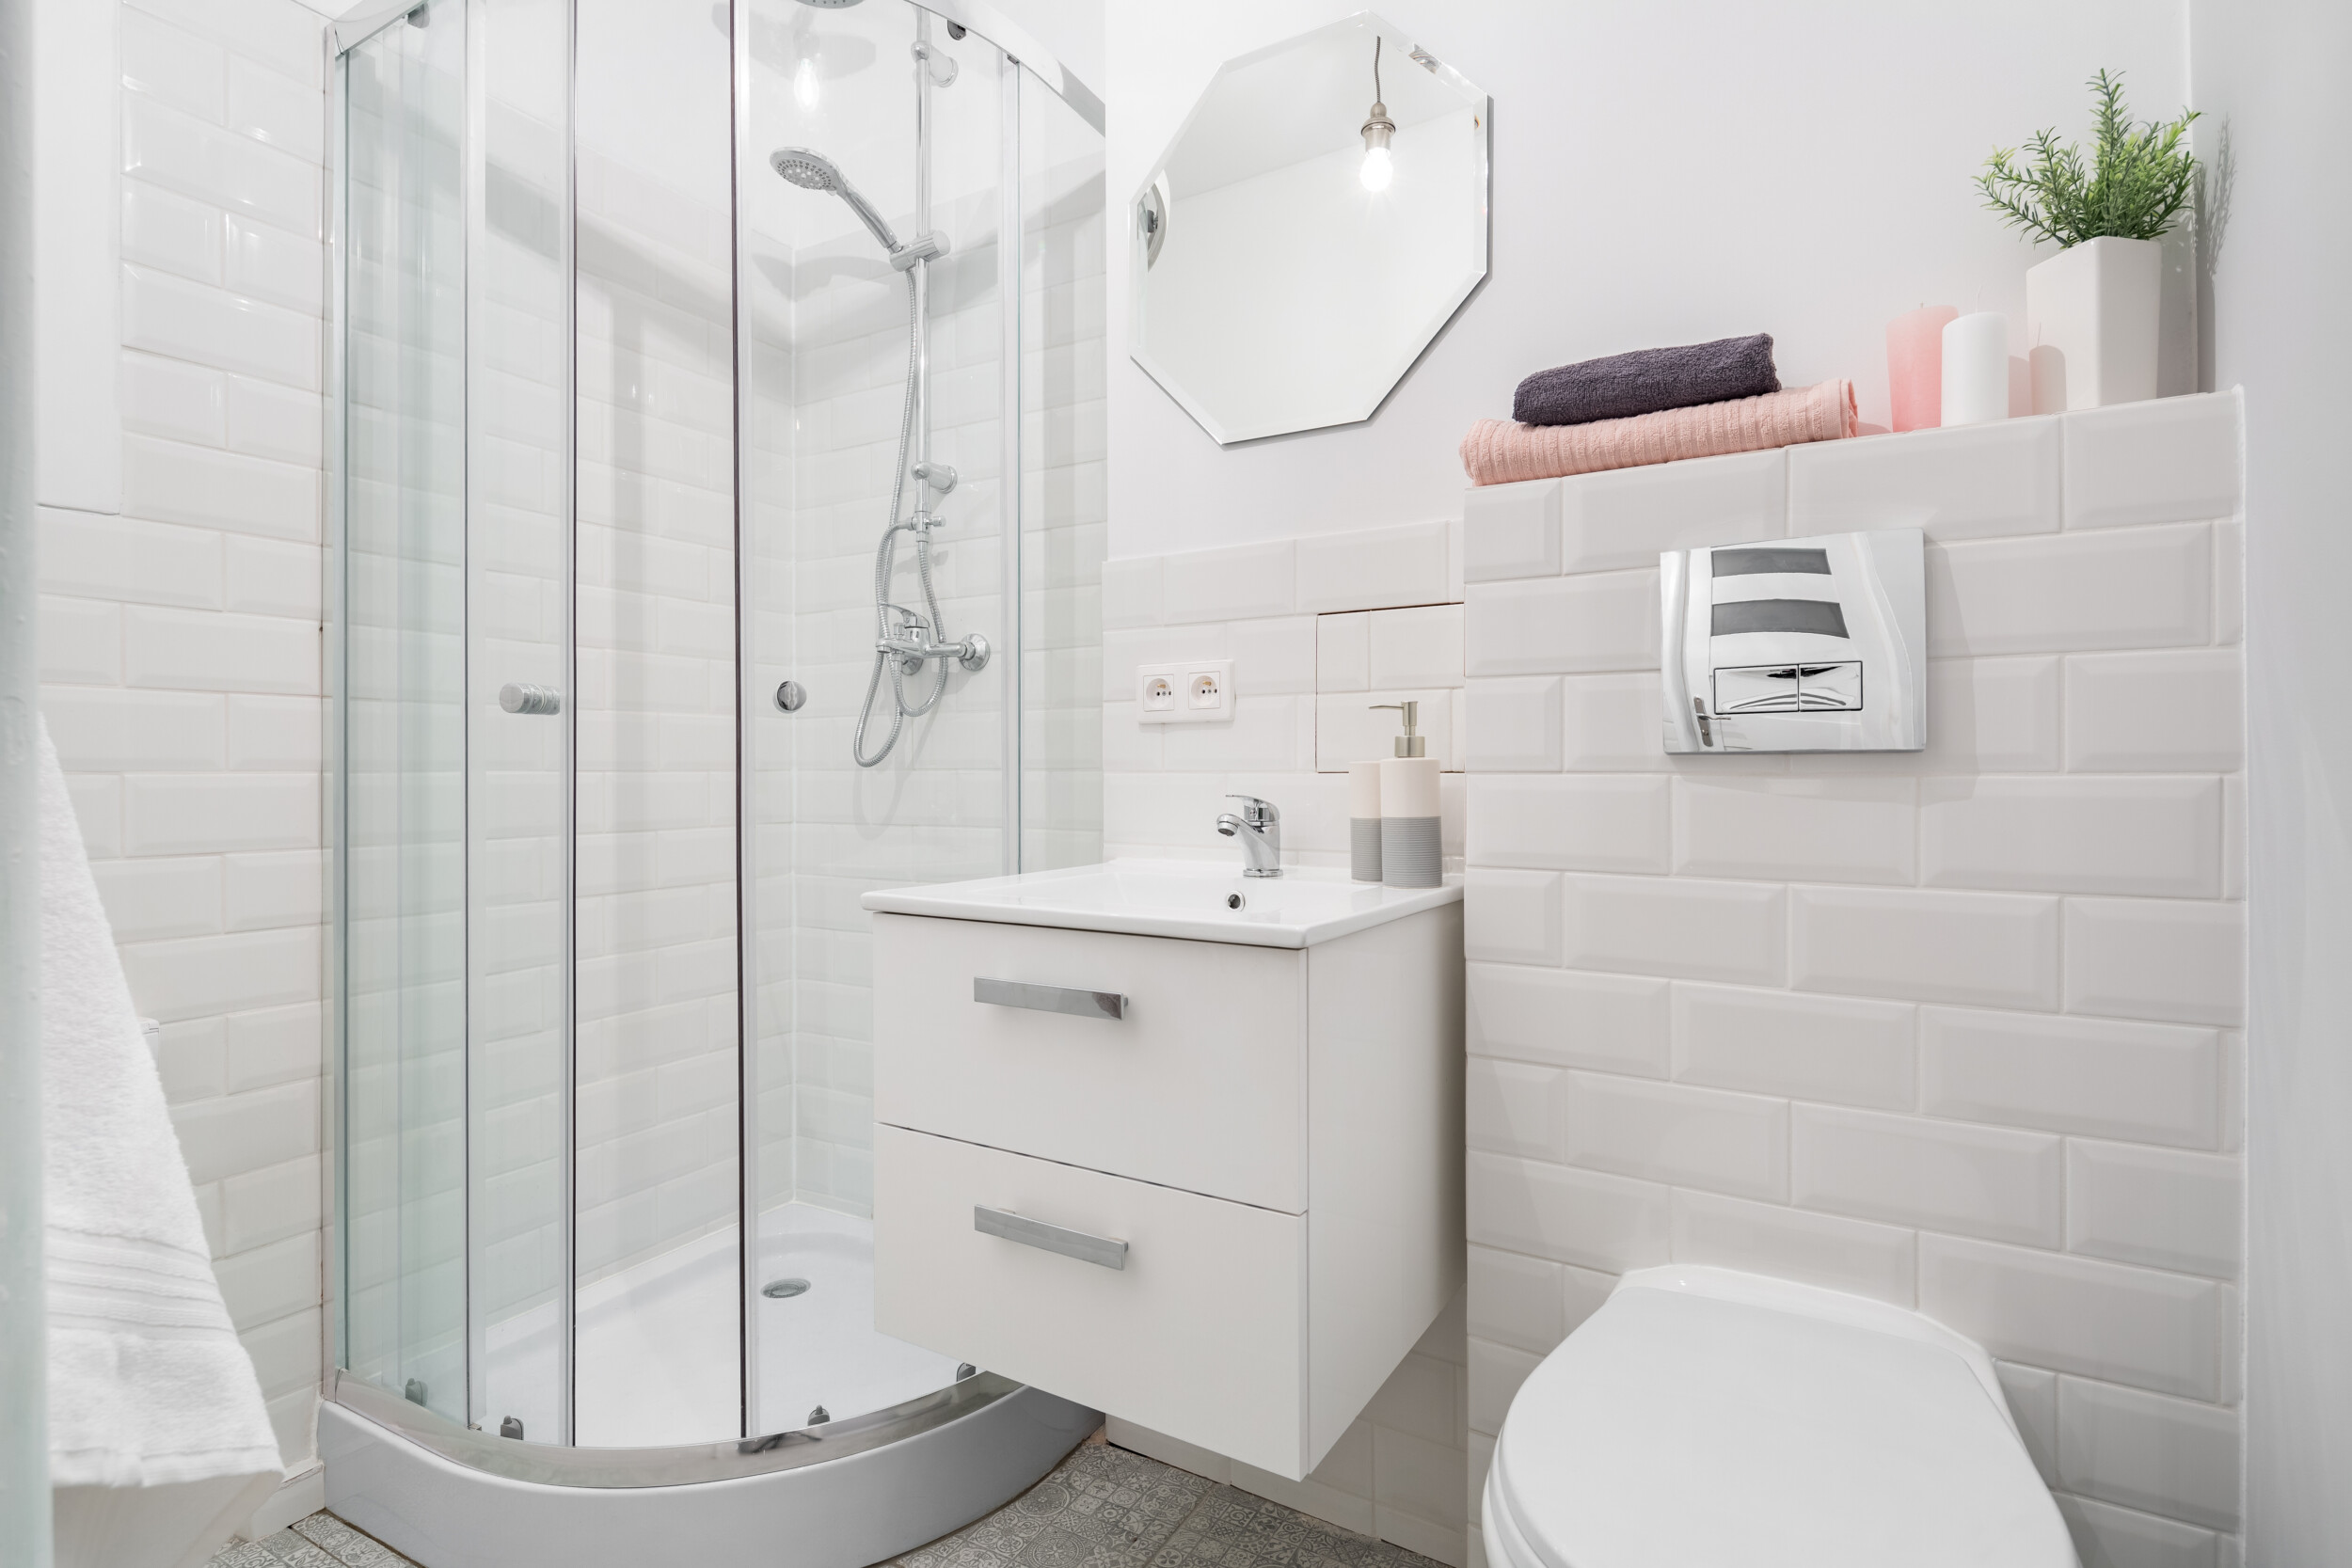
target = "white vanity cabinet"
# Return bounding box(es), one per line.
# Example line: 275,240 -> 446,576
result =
865,863 -> 1464,1482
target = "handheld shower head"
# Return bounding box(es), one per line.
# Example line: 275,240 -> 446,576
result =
770,147 -> 902,256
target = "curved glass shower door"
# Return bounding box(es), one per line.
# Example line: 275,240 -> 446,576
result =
332,0 -> 1104,1462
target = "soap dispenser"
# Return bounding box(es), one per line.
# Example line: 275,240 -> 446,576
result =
1372,701 -> 1441,888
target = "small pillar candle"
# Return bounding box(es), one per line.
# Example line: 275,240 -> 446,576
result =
1940,311 -> 2009,426
1886,305 -> 1959,433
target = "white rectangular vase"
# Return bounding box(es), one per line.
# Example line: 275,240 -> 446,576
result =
2026,235 -> 2161,413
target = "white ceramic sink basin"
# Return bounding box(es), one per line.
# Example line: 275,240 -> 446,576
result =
861,859 -> 1460,948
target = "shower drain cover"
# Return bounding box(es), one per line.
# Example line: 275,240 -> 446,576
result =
761,1277 -> 811,1299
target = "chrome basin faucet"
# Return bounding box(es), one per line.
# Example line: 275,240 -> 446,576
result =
1216,794 -> 1282,879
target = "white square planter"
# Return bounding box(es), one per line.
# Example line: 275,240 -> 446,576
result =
2026,235 -> 2162,413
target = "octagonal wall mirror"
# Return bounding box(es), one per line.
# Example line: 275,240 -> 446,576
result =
1131,13 -> 1489,445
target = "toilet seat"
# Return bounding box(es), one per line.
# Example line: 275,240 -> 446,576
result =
1483,1266 -> 2078,1568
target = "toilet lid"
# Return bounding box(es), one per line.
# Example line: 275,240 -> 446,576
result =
1489,1279 -> 2077,1568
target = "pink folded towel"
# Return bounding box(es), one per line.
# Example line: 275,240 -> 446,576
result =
1460,378 -> 1857,486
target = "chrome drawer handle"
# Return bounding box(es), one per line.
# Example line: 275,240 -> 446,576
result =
973,977 -> 1127,1021
974,1206 -> 1128,1271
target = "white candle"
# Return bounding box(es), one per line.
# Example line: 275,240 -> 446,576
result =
1940,312 -> 2009,426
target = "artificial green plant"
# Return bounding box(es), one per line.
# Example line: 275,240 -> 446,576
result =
1979,70 -> 2200,246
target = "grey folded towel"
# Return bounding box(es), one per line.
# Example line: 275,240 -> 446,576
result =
1512,333 -> 1780,427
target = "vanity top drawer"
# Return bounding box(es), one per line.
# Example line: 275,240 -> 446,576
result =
872,913 -> 1306,1212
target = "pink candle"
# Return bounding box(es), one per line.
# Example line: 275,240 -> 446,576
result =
1886,305 -> 1959,433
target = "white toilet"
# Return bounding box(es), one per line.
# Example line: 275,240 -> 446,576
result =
1482,1266 -> 2080,1568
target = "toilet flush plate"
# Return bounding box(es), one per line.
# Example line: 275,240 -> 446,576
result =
1661,528 -> 1925,753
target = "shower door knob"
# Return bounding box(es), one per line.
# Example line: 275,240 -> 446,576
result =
775,680 -> 807,713
498,683 -> 562,716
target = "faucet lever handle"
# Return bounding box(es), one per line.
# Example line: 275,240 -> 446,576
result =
1223,793 -> 1279,825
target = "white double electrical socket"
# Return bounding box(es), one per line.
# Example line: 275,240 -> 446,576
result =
1136,659 -> 1234,724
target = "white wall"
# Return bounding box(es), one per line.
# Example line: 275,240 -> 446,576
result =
2191,0 -> 2352,1560
1108,0 -> 2194,558
42,0 -> 332,1478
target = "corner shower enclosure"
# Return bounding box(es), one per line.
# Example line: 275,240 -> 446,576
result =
325,0 -> 1104,1555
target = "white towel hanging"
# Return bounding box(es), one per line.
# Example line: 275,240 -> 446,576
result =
37,718 -> 283,1566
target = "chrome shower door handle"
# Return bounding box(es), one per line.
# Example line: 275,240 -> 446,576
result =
499,682 -> 563,716
973,1206 -> 1128,1271
972,977 -> 1127,1021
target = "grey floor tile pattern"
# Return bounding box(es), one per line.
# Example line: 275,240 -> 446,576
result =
208,1512 -> 421,1568
892,1441 -> 1446,1568
206,1440 -> 1444,1568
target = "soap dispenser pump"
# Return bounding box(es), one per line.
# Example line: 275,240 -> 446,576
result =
1372,702 -> 1441,888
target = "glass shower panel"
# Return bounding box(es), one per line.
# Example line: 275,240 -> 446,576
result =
341,12 -> 469,1427
466,0 -> 573,1445
738,0 -> 1003,1438
571,0 -> 742,1448
1019,74 -> 1108,874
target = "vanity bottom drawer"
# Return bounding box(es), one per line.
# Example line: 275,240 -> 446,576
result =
873,1124 -> 1306,1477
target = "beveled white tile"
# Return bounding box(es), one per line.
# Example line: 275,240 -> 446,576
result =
1463,478 -> 1560,583
2214,520 -> 2243,644
2064,650 -> 2243,772
1792,886 -> 2059,1009
1297,520 -> 1451,612
1467,1338 -> 1544,1439
2063,392 -> 2241,531
1922,1006 -> 2221,1148
2055,1494 -> 2218,1568
1920,776 -> 2222,896
1468,963 -> 1670,1076
1558,448 -> 1786,573
1316,611 -> 1370,693
1563,873 -> 1785,986
1464,869 -> 1561,966
2065,898 -> 2245,1027
1468,1244 -> 1566,1356
1792,1104 -> 2061,1245
1669,1187 -> 1915,1307
1564,672 -> 1683,771
1919,1233 -> 2226,1401
1468,775 -> 1670,873
2067,1140 -> 2240,1279
1561,1073 -> 1788,1200
1368,604 -> 1465,689
1788,415 -> 2061,541
2058,1377 -> 2241,1530
1469,1056 -> 1565,1163
1160,539 -> 1295,622
1466,1149 -> 1672,1275
1927,525 -> 2211,656
1464,677 -> 1563,772
1672,983 -> 1915,1110
1998,1361 -> 2061,1484
1230,615 -> 1318,696
1674,776 -> 1916,884
1465,570 -> 1658,676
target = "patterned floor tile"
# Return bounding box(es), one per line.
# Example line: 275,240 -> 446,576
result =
204,1442 -> 1448,1568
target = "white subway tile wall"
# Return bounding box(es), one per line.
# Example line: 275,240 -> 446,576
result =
40,0 -> 330,1470
1101,521 -> 1470,1556
570,147 -> 741,1287
1462,394 -> 2246,1567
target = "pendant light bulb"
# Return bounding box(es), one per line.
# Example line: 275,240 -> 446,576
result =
1359,36 -> 1395,193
